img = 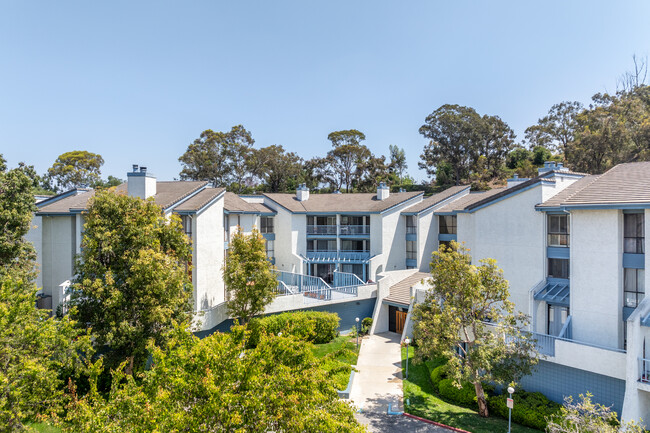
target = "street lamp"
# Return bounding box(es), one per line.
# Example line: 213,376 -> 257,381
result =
507,386 -> 515,433
404,337 -> 411,380
355,317 -> 360,348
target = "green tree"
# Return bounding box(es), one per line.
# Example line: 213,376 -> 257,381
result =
388,144 -> 408,183
93,175 -> 124,189
1,278 -> 92,431
224,229 -> 277,325
419,105 -> 514,185
326,130 -> 372,192
356,154 -> 390,192
47,151 -> 104,191
248,145 -> 303,192
71,190 -> 193,373
0,160 -> 37,281
412,242 -> 538,417
179,125 -> 255,192
61,326 -> 366,433
546,393 -> 644,433
524,101 -> 583,156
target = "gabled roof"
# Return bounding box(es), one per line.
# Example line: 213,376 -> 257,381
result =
384,272 -> 430,306
536,175 -> 601,209
37,181 -> 208,215
174,187 -> 226,212
263,191 -> 423,213
223,192 -> 275,214
538,162 -> 650,208
435,189 -> 506,214
465,175 -> 556,212
401,185 -> 470,215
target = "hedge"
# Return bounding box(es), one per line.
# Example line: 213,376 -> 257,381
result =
487,390 -> 561,431
247,311 -> 340,347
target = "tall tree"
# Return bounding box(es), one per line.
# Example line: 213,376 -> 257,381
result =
71,190 -> 193,373
388,144 -> 407,183
0,277 -> 92,432
325,130 -> 372,192
224,229 -> 277,325
418,105 -> 483,185
61,327 -> 366,433
479,114 -> 516,178
356,154 -> 390,192
0,159 -> 37,281
47,150 -> 104,191
247,145 -> 303,192
524,101 -> 583,156
412,242 -> 538,417
179,125 -> 255,191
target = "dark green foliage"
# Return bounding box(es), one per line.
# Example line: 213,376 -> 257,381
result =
438,379 -> 481,408
430,363 -> 448,387
47,150 -> 104,191
248,311 -> 340,347
360,317 -> 373,335
488,390 -> 561,431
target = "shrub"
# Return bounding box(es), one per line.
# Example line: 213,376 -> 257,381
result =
438,378 -> 478,408
430,364 -> 448,389
488,390 -> 562,430
360,317 -> 373,335
248,311 -> 340,347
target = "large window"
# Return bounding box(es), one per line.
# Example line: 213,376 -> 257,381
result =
260,216 -> 274,234
406,240 -> 417,260
548,214 -> 569,247
624,213 -> 645,254
439,215 -> 457,235
341,239 -> 369,252
180,215 -> 192,239
548,258 -> 569,279
307,239 -> 337,252
624,268 -> 645,308
265,239 -> 274,259
406,215 -> 417,234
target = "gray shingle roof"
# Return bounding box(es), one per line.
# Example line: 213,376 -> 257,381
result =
401,185 -> 470,214
263,191 -> 423,213
536,175 -> 601,208
223,192 -> 275,213
538,162 -> 650,206
37,181 -> 208,214
435,189 -> 506,213
384,272 -> 431,306
175,187 -> 226,212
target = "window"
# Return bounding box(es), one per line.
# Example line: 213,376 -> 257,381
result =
307,239 -> 337,252
406,240 -> 417,260
265,239 -> 274,259
341,239 -> 369,252
260,216 -> 274,234
307,216 -> 336,226
625,213 -> 645,254
406,215 -> 417,234
624,268 -> 645,308
180,215 -> 192,239
548,258 -> 569,279
439,215 -> 457,235
548,214 -> 569,247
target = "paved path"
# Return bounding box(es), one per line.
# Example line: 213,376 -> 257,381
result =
350,332 -> 448,432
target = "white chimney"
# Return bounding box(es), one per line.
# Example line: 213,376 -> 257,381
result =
377,182 -> 389,200
296,183 -> 309,201
127,165 -> 157,199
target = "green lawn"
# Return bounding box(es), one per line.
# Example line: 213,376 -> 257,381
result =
28,422 -> 61,433
401,346 -> 541,433
311,335 -> 360,389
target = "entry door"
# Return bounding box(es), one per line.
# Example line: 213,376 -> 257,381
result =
312,264 -> 334,283
396,310 -> 408,334
547,305 -> 569,336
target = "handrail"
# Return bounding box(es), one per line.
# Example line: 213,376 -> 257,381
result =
333,270 -> 365,287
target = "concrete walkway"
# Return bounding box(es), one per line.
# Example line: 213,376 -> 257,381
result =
350,332 -> 404,413
350,332 -> 448,432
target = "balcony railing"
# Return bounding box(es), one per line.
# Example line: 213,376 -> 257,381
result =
307,225 -> 337,235
406,226 -> 417,234
306,251 -> 370,262
339,225 -> 370,235
639,358 -> 650,383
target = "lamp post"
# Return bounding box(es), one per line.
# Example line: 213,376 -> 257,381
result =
507,386 -> 515,433
404,337 -> 411,379
355,317 -> 360,348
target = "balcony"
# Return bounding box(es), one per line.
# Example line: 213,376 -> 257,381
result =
307,225 -> 337,235
339,225 -> 370,236
306,250 -> 371,262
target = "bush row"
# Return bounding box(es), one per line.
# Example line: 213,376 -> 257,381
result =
428,361 -> 560,430
247,311 -> 340,347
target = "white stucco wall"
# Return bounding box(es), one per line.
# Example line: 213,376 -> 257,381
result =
25,215 -> 43,288
194,198 -> 225,310
570,209 -> 622,348
417,209 -> 438,272
41,215 -> 77,308
269,205 -> 303,274
457,186 -> 547,316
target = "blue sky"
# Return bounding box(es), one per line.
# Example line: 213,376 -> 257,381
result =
1,1 -> 649,183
